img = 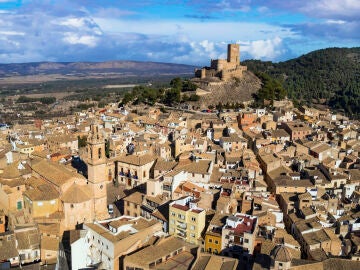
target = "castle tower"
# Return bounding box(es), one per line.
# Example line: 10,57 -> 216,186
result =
227,44 -> 240,63
86,123 -> 108,220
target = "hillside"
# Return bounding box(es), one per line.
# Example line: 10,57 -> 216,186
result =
193,71 -> 261,108
243,47 -> 360,117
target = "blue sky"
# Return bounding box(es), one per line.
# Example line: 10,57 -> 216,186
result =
0,0 -> 359,65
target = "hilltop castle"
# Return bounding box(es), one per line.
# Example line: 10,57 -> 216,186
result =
195,44 -> 247,81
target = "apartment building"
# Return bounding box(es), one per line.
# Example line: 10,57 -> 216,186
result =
169,196 -> 206,245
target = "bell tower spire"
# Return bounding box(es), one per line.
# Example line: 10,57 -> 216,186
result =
87,123 -> 106,166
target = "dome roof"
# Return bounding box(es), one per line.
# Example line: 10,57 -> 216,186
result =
61,183 -> 92,203
271,245 -> 292,262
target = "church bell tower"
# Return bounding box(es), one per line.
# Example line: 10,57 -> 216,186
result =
86,123 -> 108,219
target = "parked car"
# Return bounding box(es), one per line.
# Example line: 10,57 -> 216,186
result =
108,204 -> 114,215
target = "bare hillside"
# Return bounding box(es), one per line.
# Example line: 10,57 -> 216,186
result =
193,71 -> 261,107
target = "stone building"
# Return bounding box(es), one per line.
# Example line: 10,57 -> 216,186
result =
195,44 -> 247,81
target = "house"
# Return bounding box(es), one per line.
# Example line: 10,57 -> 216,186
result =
83,216 -> 163,270
47,135 -> 78,154
282,122 -> 312,140
123,236 -> 197,270
205,213 -> 229,254
191,253 -> 238,270
123,191 -> 144,217
115,154 -> 156,188
0,231 -> 19,267
15,225 -> 41,265
221,213 -> 258,257
219,134 -> 247,152
23,177 -> 61,219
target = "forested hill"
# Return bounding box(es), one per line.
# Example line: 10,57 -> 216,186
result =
243,47 -> 360,117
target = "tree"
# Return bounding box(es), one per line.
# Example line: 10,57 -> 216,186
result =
105,139 -> 110,158
170,77 -> 182,90
163,88 -> 181,105
78,136 -> 87,148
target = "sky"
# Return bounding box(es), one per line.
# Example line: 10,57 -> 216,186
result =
0,0 -> 359,65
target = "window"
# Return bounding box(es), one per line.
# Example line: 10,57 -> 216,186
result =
171,212 -> 175,216
98,148 -> 102,159
191,217 -> 196,222
17,201 -> 22,210
190,233 -> 195,238
37,202 -> 43,206
208,238 -> 212,243
215,240 -> 219,244
244,239 -> 249,243
190,225 -> 195,230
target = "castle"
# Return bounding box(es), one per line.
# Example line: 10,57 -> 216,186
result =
195,44 -> 247,81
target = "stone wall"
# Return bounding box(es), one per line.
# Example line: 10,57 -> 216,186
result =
195,43 -> 247,81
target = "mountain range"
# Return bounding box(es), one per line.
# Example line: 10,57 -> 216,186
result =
0,61 -> 196,82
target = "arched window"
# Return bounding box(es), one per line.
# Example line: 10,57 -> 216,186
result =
98,148 -> 102,159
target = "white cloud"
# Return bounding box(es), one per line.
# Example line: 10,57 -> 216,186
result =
300,0 -> 360,19
0,31 -> 25,36
59,18 -> 87,28
240,36 -> 285,60
326,20 -> 346,25
93,18 -> 297,42
62,33 -> 99,47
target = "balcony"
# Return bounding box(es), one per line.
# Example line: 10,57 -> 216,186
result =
119,171 -> 124,176
133,175 -> 138,180
177,222 -> 187,230
177,231 -> 187,238
163,185 -> 171,191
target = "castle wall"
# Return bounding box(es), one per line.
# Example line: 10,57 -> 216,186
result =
195,43 -> 246,81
